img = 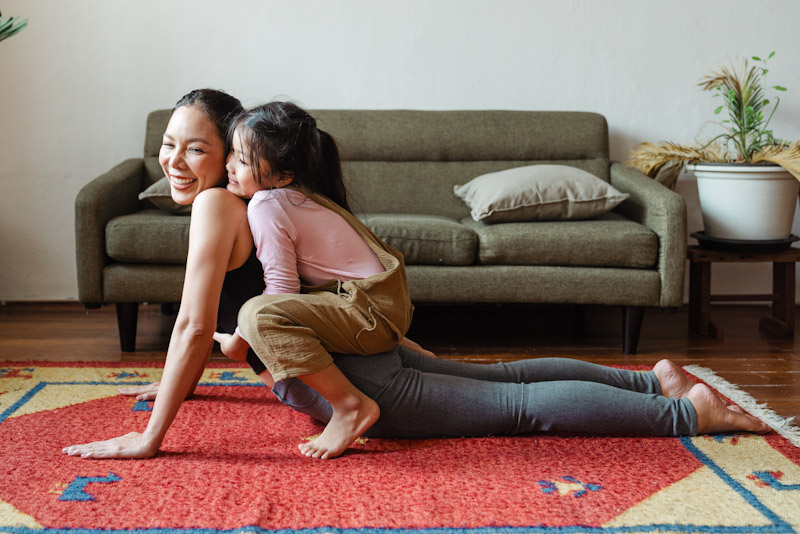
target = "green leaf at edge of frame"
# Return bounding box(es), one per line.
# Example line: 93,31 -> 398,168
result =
0,16 -> 25,34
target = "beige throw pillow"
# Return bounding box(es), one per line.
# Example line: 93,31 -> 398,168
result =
454,164 -> 629,224
139,177 -> 192,215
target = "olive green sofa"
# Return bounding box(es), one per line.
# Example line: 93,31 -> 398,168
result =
75,109 -> 686,354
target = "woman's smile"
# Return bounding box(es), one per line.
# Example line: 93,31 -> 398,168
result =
169,175 -> 197,188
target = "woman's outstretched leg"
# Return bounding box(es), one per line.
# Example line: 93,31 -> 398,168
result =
397,348 -> 693,398
366,367 -> 697,438
331,352 -> 767,439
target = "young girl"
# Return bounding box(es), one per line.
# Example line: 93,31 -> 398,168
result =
212,102 -> 415,460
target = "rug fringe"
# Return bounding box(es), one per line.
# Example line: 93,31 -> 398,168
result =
684,364 -> 800,448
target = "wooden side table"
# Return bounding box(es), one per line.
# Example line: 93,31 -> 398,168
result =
687,245 -> 800,339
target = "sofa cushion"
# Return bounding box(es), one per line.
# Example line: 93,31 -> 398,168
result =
461,212 -> 658,268
454,164 -> 628,223
107,210 -> 478,267
139,177 -> 192,215
358,214 -> 477,266
106,210 -> 190,264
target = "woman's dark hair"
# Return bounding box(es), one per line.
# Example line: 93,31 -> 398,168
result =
231,101 -> 350,212
173,89 -> 243,152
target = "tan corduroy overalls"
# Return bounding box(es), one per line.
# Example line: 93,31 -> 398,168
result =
237,191 -> 414,382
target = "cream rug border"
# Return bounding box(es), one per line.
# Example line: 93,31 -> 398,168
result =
685,364 -> 800,448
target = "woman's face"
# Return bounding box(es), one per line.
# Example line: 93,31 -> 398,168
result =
158,105 -> 227,205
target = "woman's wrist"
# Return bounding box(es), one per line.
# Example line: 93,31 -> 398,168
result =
139,429 -> 164,456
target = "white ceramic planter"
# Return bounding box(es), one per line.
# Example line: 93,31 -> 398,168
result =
692,163 -> 799,241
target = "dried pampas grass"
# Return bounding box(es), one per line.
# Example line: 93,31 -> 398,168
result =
754,140 -> 800,182
625,142 -> 726,190
626,139 -> 800,190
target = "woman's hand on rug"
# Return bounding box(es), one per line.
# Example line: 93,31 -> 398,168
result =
119,382 -> 161,401
118,381 -> 197,401
62,432 -> 158,459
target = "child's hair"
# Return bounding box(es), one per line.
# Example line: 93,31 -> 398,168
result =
174,89 -> 244,153
231,101 -> 350,212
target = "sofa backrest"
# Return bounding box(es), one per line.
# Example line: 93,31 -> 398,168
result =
144,109 -> 609,219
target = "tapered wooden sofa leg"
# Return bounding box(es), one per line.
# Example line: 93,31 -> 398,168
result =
622,306 -> 645,355
116,302 -> 139,352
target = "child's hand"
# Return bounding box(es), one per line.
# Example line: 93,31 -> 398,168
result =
212,331 -> 250,362
400,337 -> 437,358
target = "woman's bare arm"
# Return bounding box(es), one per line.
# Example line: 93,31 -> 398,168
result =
63,189 -> 251,459
118,354 -> 209,402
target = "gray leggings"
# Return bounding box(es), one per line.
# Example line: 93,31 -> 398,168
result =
271,347 -> 698,438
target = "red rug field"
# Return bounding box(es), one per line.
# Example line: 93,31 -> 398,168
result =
1,362 -> 799,533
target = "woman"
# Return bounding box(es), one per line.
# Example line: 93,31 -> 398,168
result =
62,90 -> 769,460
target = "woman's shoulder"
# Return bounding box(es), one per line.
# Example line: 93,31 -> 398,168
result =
194,187 -> 248,217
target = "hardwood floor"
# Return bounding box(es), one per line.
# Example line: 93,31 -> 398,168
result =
1,301 -> 798,421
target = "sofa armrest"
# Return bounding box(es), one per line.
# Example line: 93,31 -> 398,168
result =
610,163 -> 687,308
75,158 -> 145,303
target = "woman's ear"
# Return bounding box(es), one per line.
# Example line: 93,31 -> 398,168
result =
278,172 -> 294,187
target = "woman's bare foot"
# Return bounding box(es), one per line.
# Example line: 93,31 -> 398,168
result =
298,394 -> 379,459
687,383 -> 770,435
653,359 -> 694,399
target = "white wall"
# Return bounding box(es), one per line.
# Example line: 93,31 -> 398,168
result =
1,0 -> 799,301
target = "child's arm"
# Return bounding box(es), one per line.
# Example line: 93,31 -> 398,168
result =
212,331 -> 251,362
249,198 -> 302,295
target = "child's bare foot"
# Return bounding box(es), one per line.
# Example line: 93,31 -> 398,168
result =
653,359 -> 694,398
298,394 -> 379,459
687,383 -> 770,435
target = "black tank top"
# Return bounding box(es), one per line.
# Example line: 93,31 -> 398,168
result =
217,246 -> 266,374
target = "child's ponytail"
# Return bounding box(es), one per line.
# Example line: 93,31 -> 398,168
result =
317,129 -> 350,212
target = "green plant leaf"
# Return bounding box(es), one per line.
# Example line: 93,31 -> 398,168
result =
753,56 -> 762,61
714,106 -> 723,114
0,16 -> 27,43
769,51 -> 775,58
774,85 -> 787,91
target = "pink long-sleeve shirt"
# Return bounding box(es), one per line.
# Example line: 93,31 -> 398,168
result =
248,188 -> 385,295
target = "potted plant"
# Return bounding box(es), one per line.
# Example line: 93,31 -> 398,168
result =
0,10 -> 27,42
627,52 -> 800,244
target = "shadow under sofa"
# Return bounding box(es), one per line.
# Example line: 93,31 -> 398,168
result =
75,109 -> 686,355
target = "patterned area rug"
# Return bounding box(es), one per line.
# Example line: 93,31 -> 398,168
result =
1,362 -> 798,534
